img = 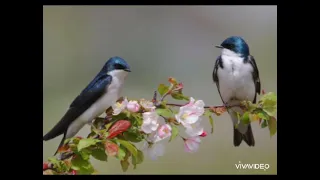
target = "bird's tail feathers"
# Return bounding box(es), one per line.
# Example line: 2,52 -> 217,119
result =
243,124 -> 255,146
229,108 -> 255,147
43,127 -> 64,141
233,127 -> 243,146
233,124 -> 255,147
43,118 -> 68,141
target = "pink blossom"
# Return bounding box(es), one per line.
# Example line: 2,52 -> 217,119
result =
126,100 -> 140,112
157,124 -> 172,139
141,112 -> 159,134
175,97 -> 205,125
184,121 -> 204,137
146,131 -> 162,143
112,98 -> 128,115
141,142 -> 165,160
140,99 -> 156,111
184,137 -> 201,153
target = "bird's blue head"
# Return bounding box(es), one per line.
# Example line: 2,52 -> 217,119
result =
101,56 -> 131,73
216,36 -> 250,57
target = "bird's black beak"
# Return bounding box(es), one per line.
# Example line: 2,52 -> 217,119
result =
215,45 -> 223,49
124,68 -> 131,72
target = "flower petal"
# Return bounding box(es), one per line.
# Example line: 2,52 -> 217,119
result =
194,100 -> 205,108
185,121 -> 204,137
147,143 -> 165,160
184,137 -> 201,153
141,123 -> 152,134
184,115 -> 199,124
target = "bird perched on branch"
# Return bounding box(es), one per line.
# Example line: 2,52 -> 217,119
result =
43,56 -> 131,155
212,36 -> 261,146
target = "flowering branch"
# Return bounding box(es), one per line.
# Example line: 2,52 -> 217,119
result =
43,77 -> 277,175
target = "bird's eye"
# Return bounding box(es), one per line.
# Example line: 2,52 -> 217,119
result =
114,64 -> 125,70
224,44 -> 234,49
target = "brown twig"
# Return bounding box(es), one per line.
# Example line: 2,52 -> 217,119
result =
166,103 -> 239,109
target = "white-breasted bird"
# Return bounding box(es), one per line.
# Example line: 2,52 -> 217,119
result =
43,56 -> 131,155
212,36 -> 261,146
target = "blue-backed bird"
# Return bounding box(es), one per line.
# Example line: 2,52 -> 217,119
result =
212,36 -> 261,146
43,56 -> 131,155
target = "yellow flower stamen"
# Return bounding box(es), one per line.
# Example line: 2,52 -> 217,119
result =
116,102 -> 122,108
163,128 -> 169,134
182,113 -> 189,120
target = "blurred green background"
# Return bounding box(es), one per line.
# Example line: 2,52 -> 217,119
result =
43,6 -> 277,175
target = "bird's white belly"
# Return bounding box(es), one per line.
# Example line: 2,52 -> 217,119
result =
217,55 -> 256,104
217,55 -> 256,132
66,76 -> 125,138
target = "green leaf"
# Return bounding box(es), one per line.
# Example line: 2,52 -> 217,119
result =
123,132 -> 143,143
242,100 -> 257,112
171,92 -> 187,100
158,84 -> 170,96
258,111 -> 270,120
105,122 -> 113,131
260,92 -> 277,116
169,125 -> 179,142
71,155 -> 94,174
116,147 -> 126,161
116,139 -> 138,157
125,111 -> 132,118
261,120 -> 268,128
72,137 -> 82,144
48,157 -> 62,170
203,109 -> 214,133
87,132 -> 96,138
120,160 -> 130,172
47,158 -> 70,172
113,112 -> 128,120
249,114 -> 260,122
241,112 -> 250,124
208,115 -> 214,134
268,117 -> 277,137
262,99 -> 277,116
204,109 -> 211,117
261,92 -> 277,102
63,138 -> 72,144
79,148 -> 92,160
91,148 -> 108,162
156,108 -> 173,117
131,113 -> 143,126
236,112 -> 241,123
132,150 -> 144,169
91,127 -> 101,135
60,161 -> 70,172
77,138 -> 101,151
103,132 -> 109,138
137,150 -> 144,164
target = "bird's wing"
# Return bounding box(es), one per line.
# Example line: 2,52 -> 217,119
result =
212,55 -> 221,84
43,74 -> 113,141
212,55 -> 226,103
247,55 -> 261,103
